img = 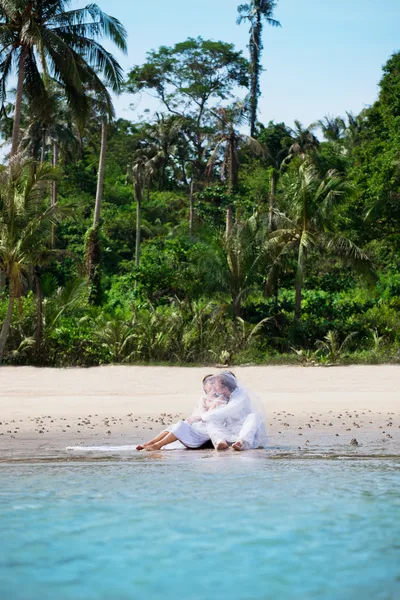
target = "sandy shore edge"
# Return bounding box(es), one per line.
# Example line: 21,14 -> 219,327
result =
1,365 -> 399,458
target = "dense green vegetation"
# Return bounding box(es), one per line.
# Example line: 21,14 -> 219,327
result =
0,1 -> 399,366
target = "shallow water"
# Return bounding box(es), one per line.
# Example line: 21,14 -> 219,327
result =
1,456 -> 399,600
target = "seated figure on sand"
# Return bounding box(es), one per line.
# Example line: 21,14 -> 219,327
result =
136,372 -> 267,452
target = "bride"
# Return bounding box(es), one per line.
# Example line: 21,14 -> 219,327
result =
136,372 -> 267,451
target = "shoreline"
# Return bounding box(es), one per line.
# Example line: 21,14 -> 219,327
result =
1,365 -> 399,459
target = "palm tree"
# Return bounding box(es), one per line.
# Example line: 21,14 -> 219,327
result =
271,161 -> 372,321
0,0 -> 127,156
344,111 -> 366,150
0,156 -> 65,362
127,153 -> 156,268
317,115 -> 346,143
207,102 -> 263,234
199,215 -> 270,317
285,120 -> 320,162
237,1 -> 281,137
258,121 -> 292,229
19,85 -> 81,246
142,114 -> 184,190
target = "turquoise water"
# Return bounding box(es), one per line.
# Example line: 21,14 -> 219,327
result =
1,455 -> 399,600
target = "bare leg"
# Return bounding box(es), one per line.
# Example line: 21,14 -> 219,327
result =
146,432 -> 179,451
136,430 -> 169,450
233,413 -> 262,451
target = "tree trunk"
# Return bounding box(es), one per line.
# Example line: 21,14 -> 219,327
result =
295,279 -> 302,322
0,285 -> 14,364
134,182 -> 142,268
269,170 -> 277,230
0,271 -> 5,296
10,47 -> 28,157
93,119 -> 107,227
189,181 -> 195,234
225,135 -> 236,237
160,160 -> 166,191
249,14 -> 261,138
85,226 -> 101,304
233,295 -> 242,319
226,205 -> 233,237
51,141 -> 59,248
40,128 -> 46,164
34,271 -> 43,359
295,251 -> 304,321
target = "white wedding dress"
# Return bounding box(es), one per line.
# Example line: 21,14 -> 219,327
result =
165,374 -> 267,450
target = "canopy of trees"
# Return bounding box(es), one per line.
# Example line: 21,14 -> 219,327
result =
0,1 -> 399,366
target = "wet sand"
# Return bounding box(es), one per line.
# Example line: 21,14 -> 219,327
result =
1,365 -> 399,459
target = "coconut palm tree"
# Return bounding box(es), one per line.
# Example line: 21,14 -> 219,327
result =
317,115 -> 346,143
86,88 -> 127,301
284,120 -> 320,164
0,156 -> 65,362
207,102 -> 263,234
142,114 -> 184,190
126,153 -> 156,268
344,111 -> 366,150
237,1 -> 281,137
0,0 -> 127,156
258,121 -> 292,229
271,162 -> 372,321
199,214 -> 270,317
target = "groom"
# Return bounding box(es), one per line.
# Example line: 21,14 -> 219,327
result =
202,372 -> 265,451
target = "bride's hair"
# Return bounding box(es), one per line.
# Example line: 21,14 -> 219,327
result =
202,374 -> 215,384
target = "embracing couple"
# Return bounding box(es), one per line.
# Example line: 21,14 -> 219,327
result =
136,372 -> 267,452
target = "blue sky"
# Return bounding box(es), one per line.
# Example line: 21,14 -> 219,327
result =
80,0 -> 399,130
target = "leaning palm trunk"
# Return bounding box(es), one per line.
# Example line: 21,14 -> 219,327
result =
10,48 -> 28,157
93,119 -> 107,227
0,283 -> 14,364
86,119 -> 107,302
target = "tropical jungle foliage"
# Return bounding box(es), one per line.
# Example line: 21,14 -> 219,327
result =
0,0 -> 399,366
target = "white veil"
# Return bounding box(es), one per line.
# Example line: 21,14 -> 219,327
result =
200,372 -> 267,447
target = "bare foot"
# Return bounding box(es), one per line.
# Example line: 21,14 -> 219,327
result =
232,440 -> 244,451
216,440 -> 229,451
136,444 -> 145,451
145,443 -> 162,451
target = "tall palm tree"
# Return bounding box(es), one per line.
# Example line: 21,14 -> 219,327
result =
0,0 -> 127,156
0,156 -> 65,362
271,162 -> 372,321
344,111 -> 366,151
142,114 -> 184,190
258,122 -> 292,229
126,153 -> 156,268
285,120 -> 320,163
318,115 -> 346,143
237,1 -> 281,137
207,102 -> 263,234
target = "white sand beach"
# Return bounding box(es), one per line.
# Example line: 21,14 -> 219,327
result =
1,365 -> 399,458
